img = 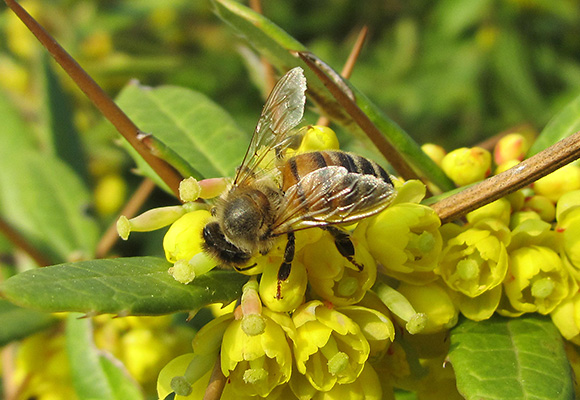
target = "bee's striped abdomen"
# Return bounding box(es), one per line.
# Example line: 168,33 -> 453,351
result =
281,150 -> 391,191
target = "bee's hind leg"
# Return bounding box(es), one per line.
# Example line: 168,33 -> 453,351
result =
276,232 -> 295,299
324,226 -> 363,271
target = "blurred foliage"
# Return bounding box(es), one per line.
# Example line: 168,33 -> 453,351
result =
1,1 -> 580,398
2,0 -> 580,157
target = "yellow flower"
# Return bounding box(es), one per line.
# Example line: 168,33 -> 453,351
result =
365,203 -> 442,284
289,364 -> 382,400
438,219 -> 509,297
302,231 -> 376,306
221,310 -> 294,397
504,245 -> 569,314
291,300 -> 370,391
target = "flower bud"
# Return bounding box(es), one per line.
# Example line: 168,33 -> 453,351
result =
509,210 -> 542,230
504,245 -> 569,314
292,301 -> 370,391
421,143 -> 446,166
521,195 -> 556,222
94,174 -> 126,216
493,133 -> 529,165
296,125 -> 340,153
441,147 -> 491,186
366,203 -> 442,284
466,198 -> 511,226
495,159 -> 521,175
506,190 -> 525,212
395,282 -> 459,334
533,164 -> 580,202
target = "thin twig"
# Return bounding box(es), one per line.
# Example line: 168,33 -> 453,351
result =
0,216 -> 51,266
95,178 -> 157,258
3,0 -> 183,197
203,355 -> 227,400
297,51 -> 420,181
317,26 -> 368,127
432,130 -> 580,223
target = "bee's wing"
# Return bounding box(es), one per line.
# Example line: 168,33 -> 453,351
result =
271,166 -> 396,235
234,67 -> 307,186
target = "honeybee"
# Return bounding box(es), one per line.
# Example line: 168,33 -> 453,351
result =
202,67 -> 396,295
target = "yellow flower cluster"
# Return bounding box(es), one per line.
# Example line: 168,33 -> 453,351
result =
117,127 -> 580,399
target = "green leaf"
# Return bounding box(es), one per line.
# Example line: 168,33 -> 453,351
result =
66,314 -> 144,400
449,315 -> 573,400
1,257 -> 247,315
0,299 -> 57,346
0,151 -> 100,263
528,92 -> 580,156
115,82 -> 248,188
212,0 -> 455,192
0,88 -> 38,152
40,54 -> 90,184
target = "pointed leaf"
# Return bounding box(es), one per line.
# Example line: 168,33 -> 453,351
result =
449,315 -> 573,400
1,257 -> 246,315
212,0 -> 454,192
0,299 -> 57,346
115,82 -> 248,188
528,92 -> 580,156
66,314 -> 144,399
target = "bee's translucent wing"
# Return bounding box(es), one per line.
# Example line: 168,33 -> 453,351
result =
271,166 -> 396,235
234,67 -> 307,186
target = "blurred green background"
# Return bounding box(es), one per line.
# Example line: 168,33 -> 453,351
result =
3,0 -> 580,151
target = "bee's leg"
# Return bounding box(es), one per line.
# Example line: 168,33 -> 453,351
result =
276,232 -> 295,299
324,226 -> 363,271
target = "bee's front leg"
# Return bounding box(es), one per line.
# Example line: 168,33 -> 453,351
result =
324,226 -> 363,271
276,232 -> 295,299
